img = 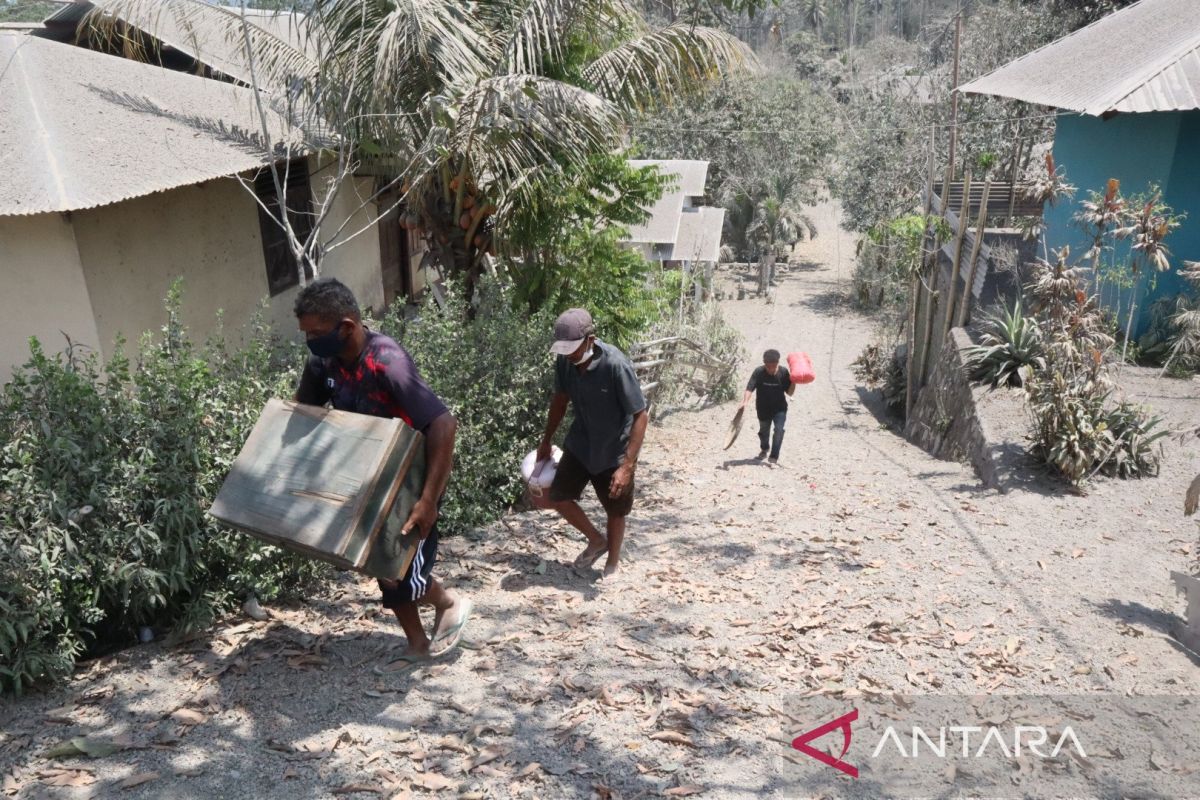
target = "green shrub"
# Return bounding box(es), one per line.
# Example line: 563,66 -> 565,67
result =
0,287 -> 328,694
380,277 -> 557,533
965,299 -> 1045,388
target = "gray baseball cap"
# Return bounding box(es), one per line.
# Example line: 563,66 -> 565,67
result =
549,308 -> 595,355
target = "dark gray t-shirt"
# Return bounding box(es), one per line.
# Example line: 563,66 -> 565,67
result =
555,340 -> 647,474
747,364 -> 791,418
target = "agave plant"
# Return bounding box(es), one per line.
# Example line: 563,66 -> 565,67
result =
964,299 -> 1045,388
1099,401 -> 1166,479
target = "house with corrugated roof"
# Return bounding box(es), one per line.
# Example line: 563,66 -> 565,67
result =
960,0 -> 1200,337
621,159 -> 725,269
0,4 -> 422,383
621,159 -> 726,305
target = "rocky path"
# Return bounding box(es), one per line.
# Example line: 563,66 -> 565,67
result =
2,202 -> 1198,800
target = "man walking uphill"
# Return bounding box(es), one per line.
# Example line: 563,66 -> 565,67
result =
537,309 -> 648,578
293,278 -> 470,661
740,349 -> 795,464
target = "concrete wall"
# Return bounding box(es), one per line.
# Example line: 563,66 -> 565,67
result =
1047,111 -> 1200,337
71,164 -> 384,354
905,327 -> 999,488
73,177 -> 268,353
0,214 -> 102,383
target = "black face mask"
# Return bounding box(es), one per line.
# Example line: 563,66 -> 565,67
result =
306,323 -> 346,358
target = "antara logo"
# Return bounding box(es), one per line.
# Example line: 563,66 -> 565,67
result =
791,708 -> 1089,779
792,709 -> 859,778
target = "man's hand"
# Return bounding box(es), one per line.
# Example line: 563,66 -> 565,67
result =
609,463 -> 635,498
536,438 -> 553,464
402,496 -> 439,540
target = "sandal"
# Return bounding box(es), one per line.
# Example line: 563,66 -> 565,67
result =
431,599 -> 473,656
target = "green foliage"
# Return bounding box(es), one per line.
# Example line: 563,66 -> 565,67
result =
380,278 -> 557,534
504,154 -> 671,351
0,0 -> 59,22
1101,401 -> 1167,479
965,299 -> 1045,388
851,214 -> 946,312
0,286 -> 327,694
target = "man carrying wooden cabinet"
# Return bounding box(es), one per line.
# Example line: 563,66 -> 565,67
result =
293,278 -> 470,660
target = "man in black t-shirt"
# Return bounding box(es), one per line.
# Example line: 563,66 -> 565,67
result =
293,278 -> 470,662
739,349 -> 795,464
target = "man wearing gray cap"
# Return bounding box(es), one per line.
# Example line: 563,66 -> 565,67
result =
536,309 -> 648,578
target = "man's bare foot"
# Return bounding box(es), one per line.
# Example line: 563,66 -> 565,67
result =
572,542 -> 607,571
602,559 -> 619,578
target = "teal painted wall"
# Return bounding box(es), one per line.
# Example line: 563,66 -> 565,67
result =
1045,111 -> 1200,338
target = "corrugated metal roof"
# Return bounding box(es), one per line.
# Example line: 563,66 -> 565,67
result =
623,189 -> 684,245
628,159 -> 709,197
0,31 -> 298,216
959,0 -> 1200,116
668,206 -> 724,263
622,159 -> 710,245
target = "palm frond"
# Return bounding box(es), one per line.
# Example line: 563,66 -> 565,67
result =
582,23 -> 755,112
314,0 -> 494,104
86,0 -> 316,90
409,76 -> 623,224
489,0 -> 611,75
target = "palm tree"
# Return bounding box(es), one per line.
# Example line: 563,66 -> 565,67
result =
722,174 -> 813,291
802,0 -> 826,41
90,0 -> 753,296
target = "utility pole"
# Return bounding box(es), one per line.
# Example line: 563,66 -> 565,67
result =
947,2 -> 963,177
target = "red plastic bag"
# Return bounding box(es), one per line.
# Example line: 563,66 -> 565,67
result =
787,351 -> 815,384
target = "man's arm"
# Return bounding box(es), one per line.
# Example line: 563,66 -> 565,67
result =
784,367 -> 796,396
740,369 -> 758,408
404,410 -> 457,539
609,409 -> 647,498
294,357 -> 330,406
537,391 -> 570,461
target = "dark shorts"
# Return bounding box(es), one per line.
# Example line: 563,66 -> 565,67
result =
377,526 -> 438,608
549,448 -> 634,517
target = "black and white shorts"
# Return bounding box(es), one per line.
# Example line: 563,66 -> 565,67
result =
377,527 -> 438,607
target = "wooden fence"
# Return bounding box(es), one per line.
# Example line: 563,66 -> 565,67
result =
904,171 -> 1045,419
630,336 -> 735,410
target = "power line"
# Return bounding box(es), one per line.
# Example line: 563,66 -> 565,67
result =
628,110 -> 1061,137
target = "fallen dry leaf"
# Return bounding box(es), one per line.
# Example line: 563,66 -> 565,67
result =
1004,636 -> 1021,657
119,772 -> 160,790
411,772 -> 459,792
332,783 -> 383,795
952,630 -> 976,646
38,768 -> 96,788
516,763 -> 541,779
664,786 -> 705,796
468,746 -> 508,772
170,708 -> 206,726
649,731 -> 695,747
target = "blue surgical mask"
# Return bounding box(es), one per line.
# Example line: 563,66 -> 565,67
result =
306,324 -> 346,358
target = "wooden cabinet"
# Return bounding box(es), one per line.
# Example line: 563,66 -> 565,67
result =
210,399 -> 424,579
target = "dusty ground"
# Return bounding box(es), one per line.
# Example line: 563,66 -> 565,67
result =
2,202 -> 1198,800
